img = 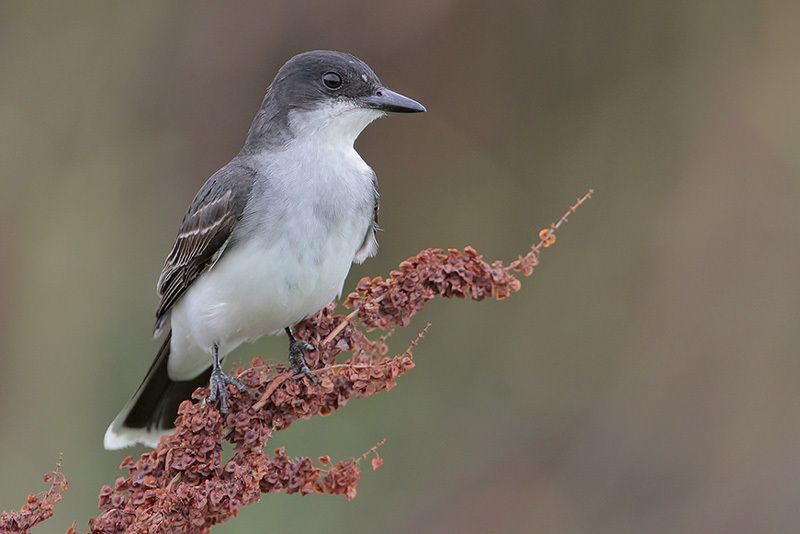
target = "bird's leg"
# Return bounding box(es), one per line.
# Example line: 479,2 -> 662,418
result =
286,327 -> 317,383
207,342 -> 247,414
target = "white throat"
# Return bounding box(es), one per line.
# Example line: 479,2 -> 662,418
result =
287,101 -> 384,149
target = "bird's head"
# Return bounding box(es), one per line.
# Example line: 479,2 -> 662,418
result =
247,50 -> 425,149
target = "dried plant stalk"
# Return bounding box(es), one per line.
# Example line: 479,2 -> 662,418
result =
2,191 -> 591,533
0,455 -> 69,533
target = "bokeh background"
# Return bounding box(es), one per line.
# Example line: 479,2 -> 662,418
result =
1,1 -> 799,532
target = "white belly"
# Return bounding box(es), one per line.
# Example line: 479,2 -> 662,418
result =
168,226 -> 361,379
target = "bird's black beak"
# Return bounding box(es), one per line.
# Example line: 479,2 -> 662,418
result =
359,87 -> 426,113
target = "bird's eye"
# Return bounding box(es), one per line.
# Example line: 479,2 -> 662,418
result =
322,72 -> 342,89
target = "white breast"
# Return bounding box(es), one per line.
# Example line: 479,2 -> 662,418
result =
168,119 -> 378,380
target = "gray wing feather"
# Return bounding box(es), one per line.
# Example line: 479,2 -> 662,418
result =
153,162 -> 255,335
354,171 -> 380,264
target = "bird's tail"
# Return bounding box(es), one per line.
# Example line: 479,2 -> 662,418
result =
104,331 -> 212,450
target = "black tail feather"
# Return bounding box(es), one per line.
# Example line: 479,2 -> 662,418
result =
105,331 -> 212,448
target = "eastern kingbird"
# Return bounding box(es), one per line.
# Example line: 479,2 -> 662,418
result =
104,50 -> 425,449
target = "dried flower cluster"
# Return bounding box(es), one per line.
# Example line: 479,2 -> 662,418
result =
0,456 -> 69,533
1,191 -> 591,533
345,189 -> 593,331
89,339 -> 413,533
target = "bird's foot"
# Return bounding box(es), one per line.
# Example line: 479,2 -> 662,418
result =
288,339 -> 318,383
207,368 -> 247,414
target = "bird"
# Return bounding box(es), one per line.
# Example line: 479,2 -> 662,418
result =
104,50 -> 425,449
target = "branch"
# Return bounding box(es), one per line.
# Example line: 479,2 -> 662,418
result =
26,190 -> 590,533
0,455 -> 70,533
343,189 -> 594,330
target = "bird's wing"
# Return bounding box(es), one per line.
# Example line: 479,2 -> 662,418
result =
354,171 -> 380,264
153,162 -> 255,335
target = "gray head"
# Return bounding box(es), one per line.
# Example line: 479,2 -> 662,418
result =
244,50 -> 425,150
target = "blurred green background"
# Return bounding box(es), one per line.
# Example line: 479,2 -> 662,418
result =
1,1 -> 799,532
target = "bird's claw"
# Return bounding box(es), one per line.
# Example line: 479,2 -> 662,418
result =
207,368 -> 247,414
288,340 -> 318,383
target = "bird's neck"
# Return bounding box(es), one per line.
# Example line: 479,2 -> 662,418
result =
285,106 -> 382,150
243,97 -> 382,154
